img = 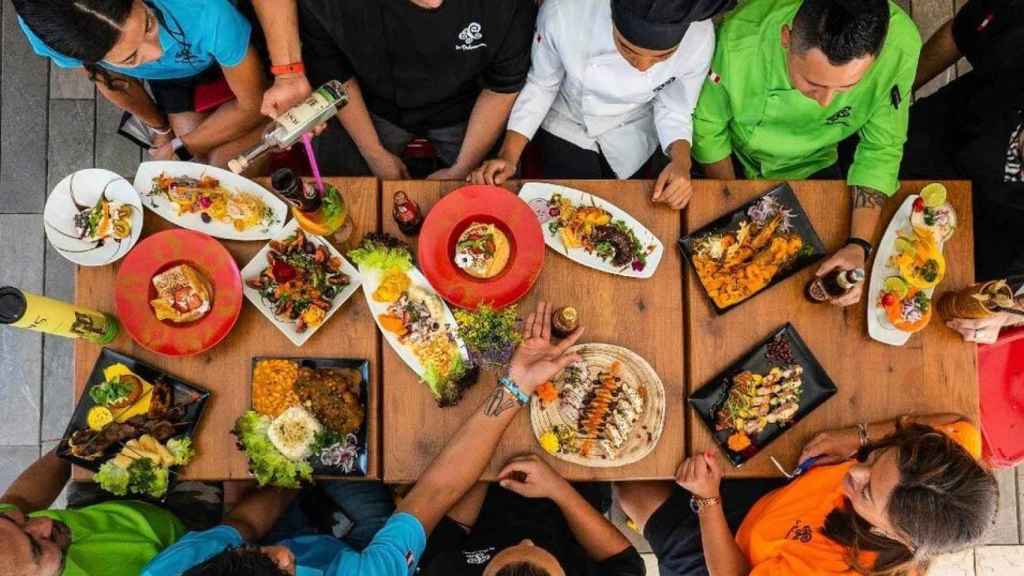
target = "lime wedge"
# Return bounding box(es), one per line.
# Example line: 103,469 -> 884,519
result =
883,276 -> 909,299
894,237 -> 915,255
920,183 -> 947,208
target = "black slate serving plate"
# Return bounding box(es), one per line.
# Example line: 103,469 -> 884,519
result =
58,348 -> 211,472
679,183 -> 826,314
688,324 -> 837,467
250,357 -> 370,477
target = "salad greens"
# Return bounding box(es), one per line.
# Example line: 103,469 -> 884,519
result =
234,410 -> 313,488
89,377 -> 134,406
166,437 -> 195,466
320,185 -> 344,222
454,305 -> 522,371
95,457 -> 170,499
348,234 -> 412,272
424,352 -> 472,407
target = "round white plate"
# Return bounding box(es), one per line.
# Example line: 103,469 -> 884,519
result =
43,169 -> 144,267
518,182 -> 664,278
133,161 -> 288,241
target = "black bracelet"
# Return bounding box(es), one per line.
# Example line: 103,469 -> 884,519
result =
846,237 -> 873,260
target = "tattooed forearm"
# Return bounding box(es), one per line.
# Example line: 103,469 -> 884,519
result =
851,186 -> 886,209
483,387 -> 517,417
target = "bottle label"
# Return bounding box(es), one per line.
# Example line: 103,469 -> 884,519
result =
11,291 -> 118,343
807,280 -> 830,302
273,85 -> 340,142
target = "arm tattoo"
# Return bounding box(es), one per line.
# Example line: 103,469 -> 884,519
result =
851,186 -> 886,209
483,387 -> 517,417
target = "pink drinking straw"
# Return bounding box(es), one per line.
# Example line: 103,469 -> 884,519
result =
301,133 -> 325,195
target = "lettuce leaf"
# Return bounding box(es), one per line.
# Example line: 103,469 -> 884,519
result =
166,438 -> 196,466
96,461 -> 130,496
234,410 -> 313,489
347,236 -> 412,272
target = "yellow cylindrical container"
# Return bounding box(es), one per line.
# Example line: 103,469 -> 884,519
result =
0,286 -> 119,344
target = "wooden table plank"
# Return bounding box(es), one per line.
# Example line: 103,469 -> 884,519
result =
684,180 -> 978,476
381,180 -> 686,483
73,177 -> 381,481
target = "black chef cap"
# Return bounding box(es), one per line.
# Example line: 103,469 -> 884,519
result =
611,0 -> 730,51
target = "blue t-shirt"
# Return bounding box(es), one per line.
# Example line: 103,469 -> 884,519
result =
17,0 -> 250,80
140,513 -> 427,576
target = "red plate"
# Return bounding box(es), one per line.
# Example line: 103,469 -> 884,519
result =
115,229 -> 242,357
419,185 -> 544,309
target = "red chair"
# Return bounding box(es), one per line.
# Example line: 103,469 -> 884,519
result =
979,325 -> 1024,468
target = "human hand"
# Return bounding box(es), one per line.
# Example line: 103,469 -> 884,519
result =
469,158 -> 517,185
675,450 -> 723,499
148,140 -> 177,161
427,165 -> 471,181
653,159 -> 694,210
365,148 -> 411,180
814,244 -> 866,307
799,427 -> 861,466
508,301 -> 584,395
261,74 -> 312,119
498,454 -> 570,500
946,315 -> 1010,344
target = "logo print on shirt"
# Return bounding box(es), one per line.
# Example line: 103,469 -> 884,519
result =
457,22 -> 487,51
653,77 -> 678,93
825,106 -> 853,126
785,520 -> 814,543
463,547 -> 496,564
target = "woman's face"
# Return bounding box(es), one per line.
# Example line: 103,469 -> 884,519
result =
102,0 -> 162,68
842,447 -> 910,546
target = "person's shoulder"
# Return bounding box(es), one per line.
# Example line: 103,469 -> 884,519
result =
884,1 -> 924,54
717,0 -> 791,54
140,525 -> 244,576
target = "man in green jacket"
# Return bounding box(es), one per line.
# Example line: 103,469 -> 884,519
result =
0,449 -> 187,576
694,0 -> 921,306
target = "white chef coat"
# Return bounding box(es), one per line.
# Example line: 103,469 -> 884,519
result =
507,0 -> 714,179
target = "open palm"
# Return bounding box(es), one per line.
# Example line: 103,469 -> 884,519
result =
508,301 -> 584,395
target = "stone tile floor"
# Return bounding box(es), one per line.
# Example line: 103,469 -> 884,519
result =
0,0 -> 1021,572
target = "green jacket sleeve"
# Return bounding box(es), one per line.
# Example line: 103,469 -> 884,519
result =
847,44 -> 919,195
691,48 -> 735,165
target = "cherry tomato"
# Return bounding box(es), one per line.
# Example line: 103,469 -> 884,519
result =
881,293 -> 896,307
912,198 -> 925,212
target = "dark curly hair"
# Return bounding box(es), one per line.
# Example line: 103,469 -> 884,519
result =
791,0 -> 890,64
822,424 -> 998,576
183,545 -> 291,576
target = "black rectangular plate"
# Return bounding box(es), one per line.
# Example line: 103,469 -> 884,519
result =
250,357 -> 370,477
688,324 -> 837,467
679,183 -> 827,314
58,348 -> 211,473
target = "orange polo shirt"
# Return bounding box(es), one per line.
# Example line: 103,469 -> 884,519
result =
735,422 -> 982,576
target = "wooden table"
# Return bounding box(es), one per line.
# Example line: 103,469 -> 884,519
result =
684,180 -> 978,476
73,178 -> 381,481
381,180 -> 686,483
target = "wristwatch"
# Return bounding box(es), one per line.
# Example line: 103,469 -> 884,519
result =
689,495 -> 721,514
170,137 -> 193,161
846,237 -> 873,260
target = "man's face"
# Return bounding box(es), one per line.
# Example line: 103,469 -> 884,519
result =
482,539 -> 565,576
612,27 -> 678,72
782,25 -> 874,108
408,0 -> 444,9
0,510 -> 72,576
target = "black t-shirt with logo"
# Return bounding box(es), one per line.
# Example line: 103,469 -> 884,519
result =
299,0 -> 536,131
416,484 -> 645,576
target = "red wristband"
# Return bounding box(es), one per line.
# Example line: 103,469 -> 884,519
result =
270,62 -> 305,76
